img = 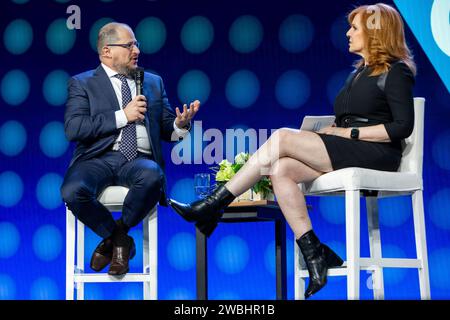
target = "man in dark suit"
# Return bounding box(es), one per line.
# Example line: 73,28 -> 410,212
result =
61,22 -> 199,275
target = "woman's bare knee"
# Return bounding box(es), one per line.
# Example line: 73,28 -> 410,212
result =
270,128 -> 300,157
269,158 -> 291,180
270,157 -> 309,184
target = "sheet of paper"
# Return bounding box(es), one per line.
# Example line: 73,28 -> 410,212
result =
300,115 -> 336,132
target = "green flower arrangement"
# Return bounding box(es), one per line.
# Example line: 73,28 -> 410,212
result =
211,152 -> 273,199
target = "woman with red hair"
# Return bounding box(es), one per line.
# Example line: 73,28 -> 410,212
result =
170,3 -> 416,299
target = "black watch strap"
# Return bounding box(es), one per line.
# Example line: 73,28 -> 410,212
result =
350,128 -> 359,140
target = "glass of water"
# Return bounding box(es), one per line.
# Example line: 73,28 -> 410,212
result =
194,173 -> 211,199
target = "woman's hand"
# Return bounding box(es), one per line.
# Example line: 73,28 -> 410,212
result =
317,125 -> 351,139
318,124 -> 393,142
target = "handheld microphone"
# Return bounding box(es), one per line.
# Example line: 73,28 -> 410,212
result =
134,67 -> 145,124
135,67 -> 144,96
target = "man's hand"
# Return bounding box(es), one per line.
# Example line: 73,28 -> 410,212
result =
123,95 -> 147,123
175,100 -> 200,129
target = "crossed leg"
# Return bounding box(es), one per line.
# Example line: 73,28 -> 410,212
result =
225,128 -> 334,238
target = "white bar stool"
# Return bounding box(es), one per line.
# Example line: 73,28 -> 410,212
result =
65,186 -> 158,300
295,98 -> 430,300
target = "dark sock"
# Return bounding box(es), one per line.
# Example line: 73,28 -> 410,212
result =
112,218 -> 130,246
116,218 -> 130,233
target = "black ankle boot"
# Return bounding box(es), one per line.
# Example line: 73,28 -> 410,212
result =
296,230 -> 343,299
168,185 -> 236,237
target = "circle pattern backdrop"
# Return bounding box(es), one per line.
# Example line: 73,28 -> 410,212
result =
1,70 -> 30,106
177,70 -> 211,104
46,18 -> 76,55
1,0 -> 450,300
229,15 -> 263,53
180,16 -> 214,54
3,19 -> 33,54
43,70 -> 70,106
0,222 -> 20,259
0,171 -> 23,208
275,70 -> 311,109
39,122 -> 69,158
279,15 -> 314,53
0,121 -> 27,156
89,17 -> 114,52
225,70 -> 260,108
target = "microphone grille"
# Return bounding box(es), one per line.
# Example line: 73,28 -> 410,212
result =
135,67 -> 145,82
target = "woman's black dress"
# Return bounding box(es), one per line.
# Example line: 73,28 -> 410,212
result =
318,61 -> 415,171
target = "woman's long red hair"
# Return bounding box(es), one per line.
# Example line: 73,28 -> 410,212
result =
348,3 -> 416,76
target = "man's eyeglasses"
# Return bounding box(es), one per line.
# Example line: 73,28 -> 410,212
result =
107,41 -> 140,50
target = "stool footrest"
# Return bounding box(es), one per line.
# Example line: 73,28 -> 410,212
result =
297,258 -> 422,278
73,273 -> 152,283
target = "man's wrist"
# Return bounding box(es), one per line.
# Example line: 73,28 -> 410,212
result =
115,109 -> 128,128
175,121 -> 190,130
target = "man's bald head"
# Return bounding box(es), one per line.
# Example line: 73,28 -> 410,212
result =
97,22 -> 133,55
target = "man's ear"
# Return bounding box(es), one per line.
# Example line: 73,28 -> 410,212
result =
101,46 -> 112,59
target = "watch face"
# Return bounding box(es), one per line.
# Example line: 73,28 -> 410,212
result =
351,128 -> 359,139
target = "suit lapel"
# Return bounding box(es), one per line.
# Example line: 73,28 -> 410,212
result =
142,80 -> 151,127
93,65 -> 120,111
142,75 -> 157,156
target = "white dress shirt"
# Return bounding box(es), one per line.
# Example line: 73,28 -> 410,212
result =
101,64 -> 189,155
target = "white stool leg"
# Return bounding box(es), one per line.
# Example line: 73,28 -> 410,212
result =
366,196 -> 384,300
76,219 -> 85,300
345,190 -> 360,300
143,212 -> 150,300
294,241 -> 306,300
412,190 -> 431,299
149,207 -> 158,300
66,207 -> 75,300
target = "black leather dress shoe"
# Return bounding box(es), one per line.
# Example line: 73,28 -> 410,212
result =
90,237 -> 113,272
168,185 -> 235,237
108,235 -> 136,276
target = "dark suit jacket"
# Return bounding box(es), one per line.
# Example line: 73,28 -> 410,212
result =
64,65 -> 180,205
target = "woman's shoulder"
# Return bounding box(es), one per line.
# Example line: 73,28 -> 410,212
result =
376,60 -> 414,92
388,60 -> 415,78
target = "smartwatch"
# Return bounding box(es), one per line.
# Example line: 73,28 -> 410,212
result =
350,128 -> 359,140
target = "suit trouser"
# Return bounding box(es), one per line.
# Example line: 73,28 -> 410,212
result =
61,150 -> 164,238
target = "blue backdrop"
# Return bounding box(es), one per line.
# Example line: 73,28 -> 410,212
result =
1,0 -> 449,300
